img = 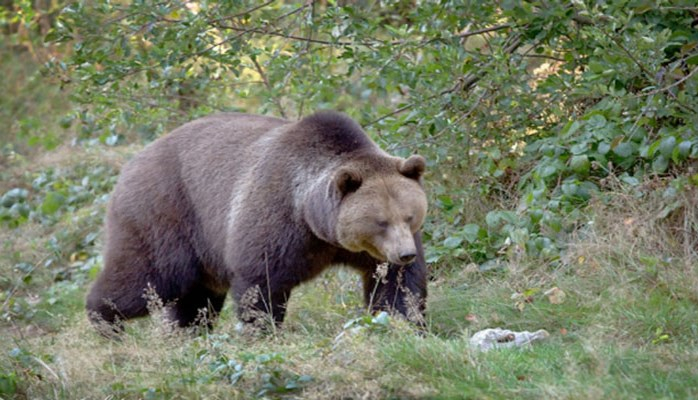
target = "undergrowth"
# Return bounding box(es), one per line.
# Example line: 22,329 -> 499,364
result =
1,167 -> 697,398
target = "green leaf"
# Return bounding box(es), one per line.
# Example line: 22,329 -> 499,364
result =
588,61 -> 605,74
485,212 -> 500,228
659,136 -> 677,158
462,224 -> 480,243
438,195 -> 454,210
586,114 -> 607,129
677,140 -> 692,158
540,164 -> 559,178
598,142 -> 611,155
620,174 -> 640,186
1,188 -> 29,208
41,192 -> 65,215
561,182 -> 578,196
371,311 -> 390,326
443,236 -> 463,249
647,139 -> 662,158
570,155 -> 590,176
612,142 -> 634,158
652,155 -> 669,173
561,120 -> 582,138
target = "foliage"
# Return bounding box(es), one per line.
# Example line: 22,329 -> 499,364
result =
197,338 -> 313,396
0,155 -> 116,329
1,162 -> 115,228
34,0 -> 698,267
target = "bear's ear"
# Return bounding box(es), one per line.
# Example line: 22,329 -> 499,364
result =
335,168 -> 362,196
399,155 -> 426,180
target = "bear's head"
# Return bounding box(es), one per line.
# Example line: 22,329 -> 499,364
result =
333,155 -> 427,265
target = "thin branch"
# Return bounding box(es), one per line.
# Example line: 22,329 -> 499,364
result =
606,33 -> 655,80
665,88 -> 698,114
637,65 -> 698,97
522,53 -> 567,62
104,11 -> 142,26
207,0 -> 275,24
273,1 -> 311,22
570,9 -> 655,80
252,57 -> 287,118
213,21 -> 513,49
365,103 -> 415,127
455,23 -> 512,39
213,23 -> 356,46
298,0 -> 316,119
103,2 -> 163,25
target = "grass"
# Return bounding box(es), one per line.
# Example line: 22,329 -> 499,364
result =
2,186 -> 697,399
2,47 -> 698,400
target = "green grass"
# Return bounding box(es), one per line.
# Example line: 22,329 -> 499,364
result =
2,229 -> 697,399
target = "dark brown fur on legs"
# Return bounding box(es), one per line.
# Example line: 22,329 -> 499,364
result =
362,233 -> 428,326
86,111 -> 428,336
168,285 -> 227,329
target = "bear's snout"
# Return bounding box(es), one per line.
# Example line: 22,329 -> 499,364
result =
383,227 -> 418,265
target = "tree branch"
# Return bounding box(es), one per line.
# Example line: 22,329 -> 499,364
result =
213,22 -> 513,49
522,53 -> 567,62
637,65 -> 698,97
207,0 -> 276,24
455,23 -> 512,39
213,23 -> 356,46
606,33 -> 655,81
252,57 -> 287,119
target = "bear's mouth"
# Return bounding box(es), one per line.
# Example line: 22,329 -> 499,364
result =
386,254 -> 415,266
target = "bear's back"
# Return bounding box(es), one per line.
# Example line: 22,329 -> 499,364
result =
109,111 -> 382,270
289,111 -> 375,156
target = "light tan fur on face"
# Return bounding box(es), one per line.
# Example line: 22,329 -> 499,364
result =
336,173 -> 427,265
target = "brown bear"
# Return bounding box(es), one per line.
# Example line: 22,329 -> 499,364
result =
86,111 -> 428,335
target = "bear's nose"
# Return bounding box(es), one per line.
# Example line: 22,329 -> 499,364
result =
398,252 -> 416,264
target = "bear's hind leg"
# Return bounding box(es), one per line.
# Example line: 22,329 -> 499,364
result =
169,285 -> 227,330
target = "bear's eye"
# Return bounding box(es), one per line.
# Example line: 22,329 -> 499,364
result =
405,215 -> 414,224
376,220 -> 389,229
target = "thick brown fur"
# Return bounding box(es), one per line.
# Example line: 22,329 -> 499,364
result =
86,111 -> 428,335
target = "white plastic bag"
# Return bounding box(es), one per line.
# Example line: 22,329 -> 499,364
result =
470,328 -> 549,351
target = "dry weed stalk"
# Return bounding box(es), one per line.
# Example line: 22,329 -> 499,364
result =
238,284 -> 276,333
142,283 -> 177,337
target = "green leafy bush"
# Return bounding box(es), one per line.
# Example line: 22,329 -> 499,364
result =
25,1 -> 698,267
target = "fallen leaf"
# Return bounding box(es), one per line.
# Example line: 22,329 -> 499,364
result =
515,300 -> 526,312
544,287 -> 566,304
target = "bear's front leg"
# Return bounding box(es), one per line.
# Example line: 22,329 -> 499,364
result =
232,278 -> 292,329
362,258 -> 427,325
